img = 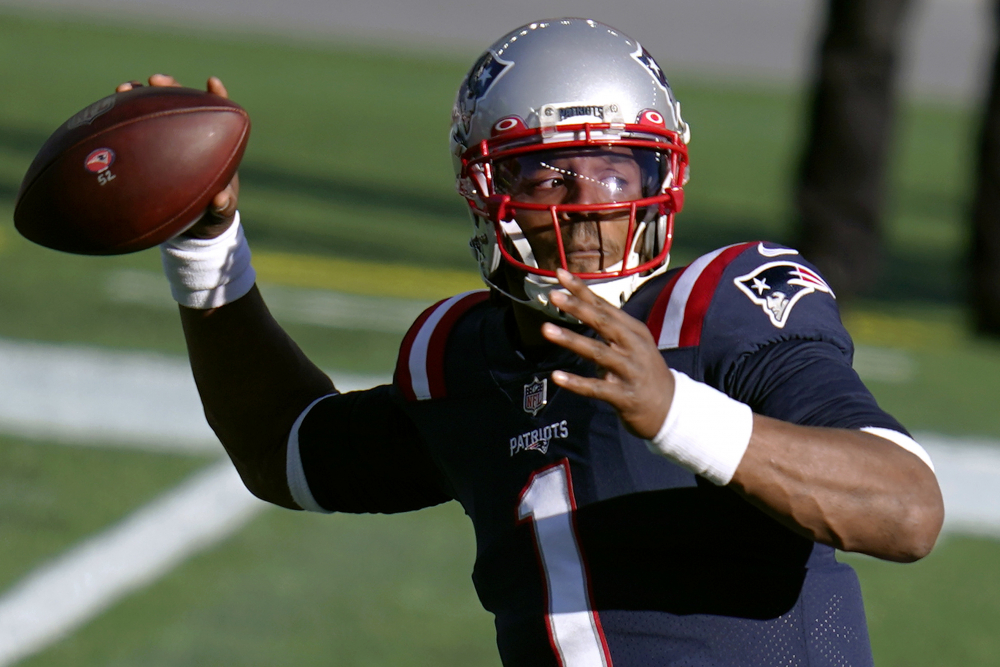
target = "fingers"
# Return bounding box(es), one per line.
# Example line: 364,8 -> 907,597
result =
116,74 -> 228,96
178,173 -> 239,240
541,321 -> 631,377
207,76 -> 229,99
207,171 -> 239,218
549,269 -> 653,346
551,369 -> 621,403
115,80 -> 143,93
212,189 -> 236,219
148,73 -> 182,87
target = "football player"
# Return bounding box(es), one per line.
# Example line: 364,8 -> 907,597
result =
124,18 -> 943,666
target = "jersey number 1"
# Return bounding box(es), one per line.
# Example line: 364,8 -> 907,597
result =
517,460 -> 611,667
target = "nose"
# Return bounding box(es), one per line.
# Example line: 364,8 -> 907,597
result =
565,177 -> 613,207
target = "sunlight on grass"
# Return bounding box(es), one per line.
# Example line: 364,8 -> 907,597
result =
253,250 -> 481,300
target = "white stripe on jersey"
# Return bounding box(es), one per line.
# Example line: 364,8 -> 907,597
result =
861,427 -> 936,472
286,393 -> 339,513
407,291 -> 480,400
657,246 -> 729,349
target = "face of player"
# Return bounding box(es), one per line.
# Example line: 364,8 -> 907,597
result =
495,147 -> 649,274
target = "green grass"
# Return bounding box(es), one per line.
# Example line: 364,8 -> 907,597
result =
1,5 -> 999,667
0,434 -> 211,592
20,504 -> 500,667
843,536 -> 1000,667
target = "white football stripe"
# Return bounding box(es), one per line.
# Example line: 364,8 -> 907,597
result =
0,462 -> 264,667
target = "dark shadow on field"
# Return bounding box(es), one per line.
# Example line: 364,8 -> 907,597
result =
244,220 -> 474,270
0,125 -> 47,156
0,123 -> 962,303
239,164 -> 469,224
0,181 -> 18,201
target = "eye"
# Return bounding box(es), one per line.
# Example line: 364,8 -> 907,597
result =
600,175 -> 628,195
533,176 -> 566,191
515,175 -> 567,197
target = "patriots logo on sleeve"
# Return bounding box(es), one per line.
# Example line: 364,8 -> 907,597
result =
734,262 -> 834,328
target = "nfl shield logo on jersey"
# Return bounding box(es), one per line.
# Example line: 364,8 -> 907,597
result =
523,377 -> 548,415
734,261 -> 834,328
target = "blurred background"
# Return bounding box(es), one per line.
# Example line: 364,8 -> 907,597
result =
1,1 -> 999,665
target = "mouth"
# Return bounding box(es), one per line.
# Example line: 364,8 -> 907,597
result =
563,248 -> 611,273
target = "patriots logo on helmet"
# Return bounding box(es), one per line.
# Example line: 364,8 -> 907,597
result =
734,262 -> 834,328
631,44 -> 670,91
455,50 -> 513,140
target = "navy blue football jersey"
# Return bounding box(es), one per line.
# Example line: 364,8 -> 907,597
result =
290,242 -> 908,667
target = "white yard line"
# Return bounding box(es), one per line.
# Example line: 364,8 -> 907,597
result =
0,461 -> 262,667
917,433 -> 1000,537
0,337 -> 390,453
0,338 -> 389,665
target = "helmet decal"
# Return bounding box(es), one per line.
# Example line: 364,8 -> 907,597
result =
631,44 -> 671,92
639,109 -> 666,128
492,116 -> 526,135
455,50 -> 513,142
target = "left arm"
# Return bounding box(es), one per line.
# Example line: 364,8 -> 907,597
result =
542,270 -> 944,563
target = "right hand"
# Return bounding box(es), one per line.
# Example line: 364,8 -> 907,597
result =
116,74 -> 239,240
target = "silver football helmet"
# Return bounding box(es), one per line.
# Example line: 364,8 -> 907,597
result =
451,18 -> 690,319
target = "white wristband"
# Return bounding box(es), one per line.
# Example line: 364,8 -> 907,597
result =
646,369 -> 754,486
160,211 -> 257,309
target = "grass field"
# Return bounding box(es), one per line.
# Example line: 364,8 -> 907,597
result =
1,6 -> 1000,666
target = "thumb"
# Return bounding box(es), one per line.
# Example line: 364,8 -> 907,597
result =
211,188 -> 237,219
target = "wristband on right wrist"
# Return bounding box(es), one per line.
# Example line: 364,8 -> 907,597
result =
646,369 -> 754,486
159,211 -> 257,309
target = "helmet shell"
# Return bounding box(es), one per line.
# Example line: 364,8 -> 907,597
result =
451,18 -> 688,170
450,18 -> 690,319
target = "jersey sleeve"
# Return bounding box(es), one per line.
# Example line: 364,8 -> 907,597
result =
287,385 -> 454,514
724,338 -> 907,432
648,242 -> 906,432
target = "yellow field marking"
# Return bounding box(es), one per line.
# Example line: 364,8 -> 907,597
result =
841,309 -> 963,350
252,250 -> 483,301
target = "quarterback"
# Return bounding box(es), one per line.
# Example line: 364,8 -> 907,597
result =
124,18 -> 943,666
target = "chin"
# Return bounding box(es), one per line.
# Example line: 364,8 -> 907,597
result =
565,256 -> 614,274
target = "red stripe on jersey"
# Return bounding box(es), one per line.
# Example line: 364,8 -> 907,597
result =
393,299 -> 444,402
423,291 -> 489,399
677,242 -> 757,348
645,269 -> 684,343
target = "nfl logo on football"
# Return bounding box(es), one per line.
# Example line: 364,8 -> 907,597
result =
523,377 -> 547,416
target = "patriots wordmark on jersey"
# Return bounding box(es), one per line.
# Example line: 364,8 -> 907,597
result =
286,242 -> 904,667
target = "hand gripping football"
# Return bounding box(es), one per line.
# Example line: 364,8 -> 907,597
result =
14,85 -> 250,255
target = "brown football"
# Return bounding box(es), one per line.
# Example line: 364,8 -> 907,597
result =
14,86 -> 250,255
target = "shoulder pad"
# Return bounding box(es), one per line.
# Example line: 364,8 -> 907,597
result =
646,242 -> 758,349
394,290 -> 490,401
